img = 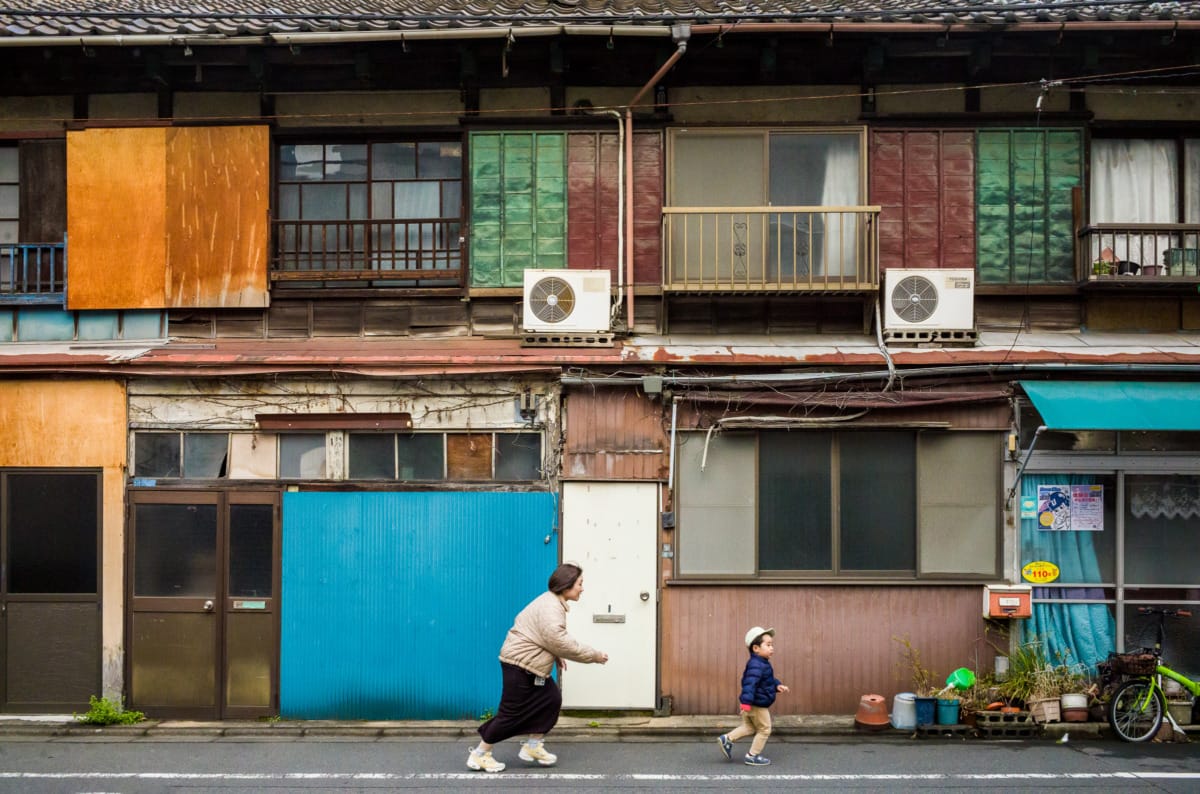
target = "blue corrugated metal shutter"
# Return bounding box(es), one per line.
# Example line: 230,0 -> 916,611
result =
280,491 -> 558,719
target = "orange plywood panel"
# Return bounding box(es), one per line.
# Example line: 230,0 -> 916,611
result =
165,126 -> 269,308
0,380 -> 126,467
67,128 -> 167,309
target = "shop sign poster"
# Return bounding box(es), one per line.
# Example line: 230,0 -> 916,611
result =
1037,484 -> 1104,531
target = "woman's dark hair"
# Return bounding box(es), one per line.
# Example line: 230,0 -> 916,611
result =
548,563 -> 583,594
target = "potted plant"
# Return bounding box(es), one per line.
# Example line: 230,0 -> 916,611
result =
1091,258 -> 1113,277
893,635 -> 940,726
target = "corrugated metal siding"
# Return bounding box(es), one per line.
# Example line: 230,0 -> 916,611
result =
567,131 -> 663,285
661,585 -> 987,714
871,129 -> 975,271
470,132 -> 567,287
976,128 -> 1082,284
280,490 -> 558,719
562,388 -> 669,480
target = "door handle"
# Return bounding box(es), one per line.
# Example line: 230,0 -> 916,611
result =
640,591 -> 650,602
203,600 -> 214,612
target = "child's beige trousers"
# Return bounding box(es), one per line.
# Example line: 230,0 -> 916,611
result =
726,706 -> 772,755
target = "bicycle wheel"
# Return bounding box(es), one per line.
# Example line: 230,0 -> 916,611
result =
1108,679 -> 1164,742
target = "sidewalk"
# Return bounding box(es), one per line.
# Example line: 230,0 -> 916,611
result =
0,713 -> 1139,741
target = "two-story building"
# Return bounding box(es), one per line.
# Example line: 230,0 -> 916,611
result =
2,0 -> 1200,720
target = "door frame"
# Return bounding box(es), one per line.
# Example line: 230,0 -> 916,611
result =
0,468 -> 103,713
125,487 -> 280,719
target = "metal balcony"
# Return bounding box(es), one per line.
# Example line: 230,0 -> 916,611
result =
1079,223 -> 1200,281
663,205 -> 880,292
0,238 -> 67,303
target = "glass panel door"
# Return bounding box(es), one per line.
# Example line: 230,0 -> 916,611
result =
128,489 -> 279,719
129,492 -> 221,717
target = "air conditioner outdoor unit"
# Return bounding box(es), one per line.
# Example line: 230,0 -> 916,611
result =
522,269 -> 612,333
884,268 -> 975,331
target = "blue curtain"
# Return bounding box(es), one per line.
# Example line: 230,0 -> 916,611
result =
1019,474 -> 1116,671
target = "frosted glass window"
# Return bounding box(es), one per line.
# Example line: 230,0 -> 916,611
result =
134,503 -> 217,597
279,434 -> 326,479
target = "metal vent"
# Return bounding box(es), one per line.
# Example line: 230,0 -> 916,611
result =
890,274 -> 939,323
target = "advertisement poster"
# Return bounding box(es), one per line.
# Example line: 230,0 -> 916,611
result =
1037,484 -> 1104,531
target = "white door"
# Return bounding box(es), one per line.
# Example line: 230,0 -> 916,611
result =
560,481 -> 658,709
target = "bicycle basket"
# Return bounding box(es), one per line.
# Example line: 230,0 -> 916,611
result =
1109,652 -> 1158,676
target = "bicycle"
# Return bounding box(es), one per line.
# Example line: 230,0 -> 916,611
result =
1107,607 -> 1200,742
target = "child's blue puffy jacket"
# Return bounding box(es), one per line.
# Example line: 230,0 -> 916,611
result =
739,654 -> 781,708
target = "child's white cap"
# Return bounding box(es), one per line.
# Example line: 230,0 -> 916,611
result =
745,626 -> 775,648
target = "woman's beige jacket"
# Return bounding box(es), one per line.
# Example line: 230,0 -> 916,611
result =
498,591 -> 604,677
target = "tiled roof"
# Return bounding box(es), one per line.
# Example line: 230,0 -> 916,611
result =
1,1 -> 1198,39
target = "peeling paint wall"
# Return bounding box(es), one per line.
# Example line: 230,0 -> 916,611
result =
0,379 -> 127,700
127,377 -> 561,432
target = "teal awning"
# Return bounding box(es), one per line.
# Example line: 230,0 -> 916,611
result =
1021,381 -> 1200,431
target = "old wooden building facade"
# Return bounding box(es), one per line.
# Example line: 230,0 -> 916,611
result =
2,0 -> 1200,719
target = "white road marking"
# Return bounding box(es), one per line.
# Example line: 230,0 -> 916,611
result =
3,772 -> 1200,782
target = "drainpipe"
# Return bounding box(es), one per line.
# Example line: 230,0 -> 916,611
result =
624,23 -> 690,333
597,109 -> 625,326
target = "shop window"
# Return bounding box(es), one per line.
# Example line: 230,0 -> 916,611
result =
676,429 -> 998,579
1124,475 -> 1200,585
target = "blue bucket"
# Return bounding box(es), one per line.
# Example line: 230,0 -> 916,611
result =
936,698 -> 960,725
914,696 -> 936,726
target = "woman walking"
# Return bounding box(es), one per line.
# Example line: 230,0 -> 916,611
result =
468,562 -> 609,773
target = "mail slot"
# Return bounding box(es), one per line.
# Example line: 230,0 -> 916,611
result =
983,585 -> 1032,619
593,614 -> 625,624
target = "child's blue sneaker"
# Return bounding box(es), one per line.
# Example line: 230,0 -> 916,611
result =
744,753 -> 771,766
717,734 -> 733,760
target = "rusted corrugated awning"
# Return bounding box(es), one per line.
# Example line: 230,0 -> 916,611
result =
681,387 -> 1009,409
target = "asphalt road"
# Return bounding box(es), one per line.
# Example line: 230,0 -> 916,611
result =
1,735 -> 1199,793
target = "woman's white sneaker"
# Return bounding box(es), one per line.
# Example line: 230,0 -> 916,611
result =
467,749 -> 506,773
518,742 -> 558,766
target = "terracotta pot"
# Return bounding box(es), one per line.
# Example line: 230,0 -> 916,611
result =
854,694 -> 890,731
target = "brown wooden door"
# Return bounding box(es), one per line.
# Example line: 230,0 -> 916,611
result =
127,489 -> 278,719
0,470 -> 101,713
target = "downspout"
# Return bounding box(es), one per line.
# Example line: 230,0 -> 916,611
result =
599,109 -> 625,326
624,23 -> 690,332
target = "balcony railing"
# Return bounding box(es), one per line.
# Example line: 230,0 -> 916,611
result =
0,238 -> 67,303
1079,223 -> 1200,280
272,218 -> 463,284
663,205 -> 880,291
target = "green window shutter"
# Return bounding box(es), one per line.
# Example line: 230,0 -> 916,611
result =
976,129 -> 1081,284
469,132 -> 566,287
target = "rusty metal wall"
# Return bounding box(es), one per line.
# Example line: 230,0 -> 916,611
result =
562,388 -> 669,480
164,126 -> 269,308
67,126 -> 269,311
661,584 -> 989,715
872,129 -> 976,272
567,131 -> 662,285
67,127 -> 167,310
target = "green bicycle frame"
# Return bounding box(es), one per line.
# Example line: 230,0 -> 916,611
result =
1157,665 -> 1200,699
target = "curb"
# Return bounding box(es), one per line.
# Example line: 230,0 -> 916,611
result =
0,717 -> 1161,741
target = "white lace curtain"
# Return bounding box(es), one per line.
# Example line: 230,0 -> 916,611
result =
1090,139 -> 1200,271
1129,478 -> 1200,520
